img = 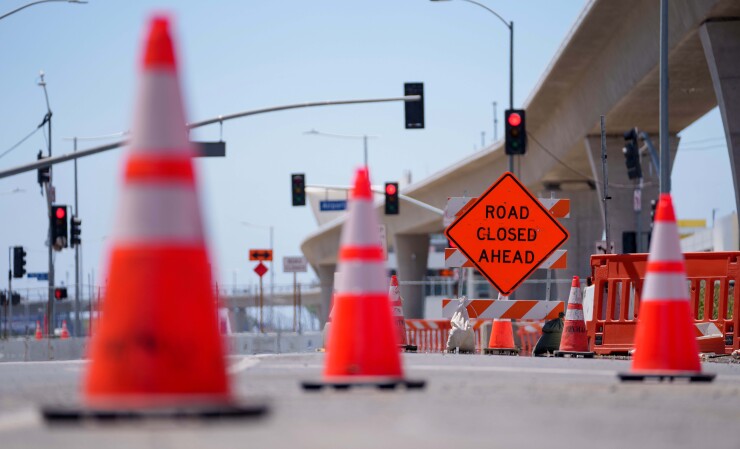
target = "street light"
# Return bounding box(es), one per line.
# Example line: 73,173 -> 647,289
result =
303,129 -> 378,168
0,0 -> 87,21
430,0 -> 515,172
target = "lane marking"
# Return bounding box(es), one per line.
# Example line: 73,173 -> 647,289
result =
0,408 -> 40,433
228,356 -> 261,374
409,364 -> 617,377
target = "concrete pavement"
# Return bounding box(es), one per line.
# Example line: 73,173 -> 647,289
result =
0,353 -> 738,448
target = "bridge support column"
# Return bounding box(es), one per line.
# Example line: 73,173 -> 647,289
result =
701,20 -> 740,237
584,133 -> 678,254
394,234 -> 429,319
315,263 -> 336,326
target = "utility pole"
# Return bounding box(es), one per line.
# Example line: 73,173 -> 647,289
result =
493,101 -> 498,141
39,71 -> 54,337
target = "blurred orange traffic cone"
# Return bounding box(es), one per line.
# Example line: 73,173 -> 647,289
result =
554,277 -> 593,358
619,194 -> 714,382
41,16 -> 267,419
35,321 -> 42,340
302,168 -> 424,390
60,320 -> 70,340
484,294 -> 518,355
389,275 -> 416,352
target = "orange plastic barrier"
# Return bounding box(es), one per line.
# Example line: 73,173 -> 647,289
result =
588,252 -> 740,355
515,321 -> 544,356
405,320 -> 486,352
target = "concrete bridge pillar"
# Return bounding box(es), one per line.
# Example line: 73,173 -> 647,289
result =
701,20 -> 740,236
315,263 -> 336,325
394,234 -> 429,319
584,133 -> 678,254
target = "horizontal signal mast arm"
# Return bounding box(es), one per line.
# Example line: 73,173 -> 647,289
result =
0,95 -> 421,180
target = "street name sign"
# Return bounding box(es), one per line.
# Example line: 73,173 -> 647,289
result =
283,256 -> 308,273
249,249 -> 273,261
444,172 -> 569,295
319,200 -> 347,212
27,272 -> 49,281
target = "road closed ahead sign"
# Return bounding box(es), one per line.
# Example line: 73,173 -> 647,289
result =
444,172 -> 569,295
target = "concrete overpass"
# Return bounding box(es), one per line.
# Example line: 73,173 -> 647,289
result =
301,0 -> 740,322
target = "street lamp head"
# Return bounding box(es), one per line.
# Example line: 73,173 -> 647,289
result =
303,129 -> 319,135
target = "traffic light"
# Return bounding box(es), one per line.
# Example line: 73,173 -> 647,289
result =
70,216 -> 82,246
37,150 -> 50,187
12,246 -> 26,278
623,129 -> 642,180
505,109 -> 527,155
54,287 -> 68,301
51,205 -> 68,250
404,82 -> 424,129
291,173 -> 305,206
385,182 -> 399,215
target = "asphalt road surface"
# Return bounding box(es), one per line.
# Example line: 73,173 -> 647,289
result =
0,353 -> 738,449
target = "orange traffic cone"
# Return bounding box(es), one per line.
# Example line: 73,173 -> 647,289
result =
42,16 -> 267,420
554,277 -> 593,358
389,275 -> 416,352
619,194 -> 715,382
302,168 -> 424,391
60,320 -> 70,340
484,294 -> 519,355
35,321 -> 42,340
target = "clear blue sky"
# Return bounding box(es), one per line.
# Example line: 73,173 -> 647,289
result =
0,0 -> 734,295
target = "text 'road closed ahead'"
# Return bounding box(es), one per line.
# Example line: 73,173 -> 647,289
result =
444,172 -> 569,295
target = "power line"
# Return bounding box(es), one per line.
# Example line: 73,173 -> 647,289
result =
526,132 -> 594,182
0,126 -> 43,161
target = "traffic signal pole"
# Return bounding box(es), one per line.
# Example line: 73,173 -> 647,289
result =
508,21 -> 515,174
74,137 -> 80,337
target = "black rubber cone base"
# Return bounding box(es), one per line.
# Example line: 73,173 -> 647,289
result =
401,344 -> 418,353
483,347 -> 519,356
618,372 -> 716,383
554,350 -> 595,359
41,400 -> 269,423
302,377 -> 426,392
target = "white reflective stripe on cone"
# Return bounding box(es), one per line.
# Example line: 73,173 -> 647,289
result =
568,289 -> 583,305
114,183 -> 204,244
647,221 -> 683,262
130,70 -> 191,152
641,272 -> 690,302
335,260 -> 387,295
565,308 -> 584,321
341,198 -> 382,247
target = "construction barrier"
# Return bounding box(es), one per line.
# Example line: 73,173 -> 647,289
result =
405,319 -> 545,355
515,321 -> 544,356
588,252 -> 740,355
405,320 -> 486,352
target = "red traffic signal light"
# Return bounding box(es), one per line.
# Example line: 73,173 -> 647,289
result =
54,287 -> 68,300
505,109 -> 527,156
385,182 -> 399,215
507,112 -> 522,127
55,207 -> 66,219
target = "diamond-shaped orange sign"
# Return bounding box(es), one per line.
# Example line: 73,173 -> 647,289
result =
444,172 -> 569,295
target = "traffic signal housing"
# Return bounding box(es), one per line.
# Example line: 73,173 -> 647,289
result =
70,216 -> 82,247
623,129 -> 642,180
54,287 -> 68,301
385,182 -> 399,215
12,246 -> 26,278
404,82 -> 425,129
37,150 -> 50,187
291,173 -> 305,206
505,109 -> 527,155
51,205 -> 68,250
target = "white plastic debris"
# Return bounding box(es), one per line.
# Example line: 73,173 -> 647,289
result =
446,296 -> 476,353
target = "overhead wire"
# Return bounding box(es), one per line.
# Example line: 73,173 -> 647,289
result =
0,126 -> 43,161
